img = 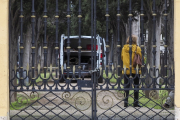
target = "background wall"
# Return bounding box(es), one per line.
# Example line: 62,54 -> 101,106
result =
0,0 -> 9,119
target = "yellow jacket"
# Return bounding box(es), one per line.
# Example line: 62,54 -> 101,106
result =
121,44 -> 142,75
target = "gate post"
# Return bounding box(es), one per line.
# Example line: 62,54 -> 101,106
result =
0,0 -> 9,119
175,0 -> 180,119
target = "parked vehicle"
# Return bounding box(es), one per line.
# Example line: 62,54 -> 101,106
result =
59,34 -> 106,83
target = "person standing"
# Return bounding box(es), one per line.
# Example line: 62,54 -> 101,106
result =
121,35 -> 142,107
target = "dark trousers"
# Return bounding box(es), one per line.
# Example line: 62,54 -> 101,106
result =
124,74 -> 140,105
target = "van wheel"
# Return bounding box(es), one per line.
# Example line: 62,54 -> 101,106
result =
98,76 -> 103,83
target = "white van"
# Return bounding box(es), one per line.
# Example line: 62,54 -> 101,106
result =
59,34 -> 106,82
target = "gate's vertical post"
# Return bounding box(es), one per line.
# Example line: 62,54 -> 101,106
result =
175,0 -> 180,119
93,0 -> 97,119
91,0 -> 94,118
0,0 -> 9,119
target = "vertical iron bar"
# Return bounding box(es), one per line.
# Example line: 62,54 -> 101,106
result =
91,0 -> 94,78
43,0 -> 48,90
117,0 -> 121,89
78,0 -> 82,84
55,0 -> 59,90
164,0 -> 168,87
91,0 -> 94,118
31,0 -> 35,90
105,0 -> 109,89
128,0 -> 132,88
20,0 -> 24,90
17,37 -> 20,69
93,0 -> 97,119
110,35 -> 113,73
66,0 -> 71,90
140,0 -> 145,87
152,0 -> 156,88
93,0 -> 97,75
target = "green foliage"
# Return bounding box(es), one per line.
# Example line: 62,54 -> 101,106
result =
10,95 -> 39,110
144,54 -> 147,64
102,70 -> 124,83
128,90 -> 170,109
35,72 -> 56,83
11,0 -> 67,42
71,0 -> 141,37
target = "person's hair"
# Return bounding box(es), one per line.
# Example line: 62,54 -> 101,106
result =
126,35 -> 137,44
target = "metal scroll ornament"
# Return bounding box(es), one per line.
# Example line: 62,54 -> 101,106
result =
96,91 -> 124,110
62,91 -> 91,111
10,92 -> 39,110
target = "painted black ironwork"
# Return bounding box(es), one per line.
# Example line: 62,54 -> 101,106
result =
105,0 -> 109,89
43,0 -> 48,90
91,0 -> 95,117
90,1 -> 93,73
164,0 -> 168,88
19,0 -> 24,90
78,0 -> 82,82
140,0 -> 144,75
152,0 -> 157,88
55,0 -> 59,80
140,0 -> 145,90
31,0 -> 35,89
117,0 -> 121,90
128,0 -> 133,88
9,0 -> 175,120
66,0 -> 71,90
92,0 -> 97,119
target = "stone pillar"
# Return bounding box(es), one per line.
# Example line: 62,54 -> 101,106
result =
174,0 -> 180,119
0,0 -> 9,119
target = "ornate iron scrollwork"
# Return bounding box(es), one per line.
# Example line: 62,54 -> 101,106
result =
96,91 -> 125,110
10,92 -> 39,110
62,91 -> 91,111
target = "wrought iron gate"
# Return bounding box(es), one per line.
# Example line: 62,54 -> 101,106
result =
9,0 -> 174,119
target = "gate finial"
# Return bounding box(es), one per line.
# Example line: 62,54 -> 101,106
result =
73,65 -> 75,75
147,64 -> 150,73
159,65 -> 161,73
38,64 -> 40,75
27,64 -> 29,76
50,64 -> 52,74
61,65 -> 64,74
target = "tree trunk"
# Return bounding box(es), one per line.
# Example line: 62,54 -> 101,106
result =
47,38 -> 52,67
52,46 -> 56,67
132,15 -> 140,45
145,5 -> 163,98
155,14 -> 162,99
167,0 -> 174,88
155,15 -> 161,82
35,17 -> 42,76
23,25 -> 32,85
10,29 -> 18,102
10,2 -> 19,102
145,14 -> 153,98
40,40 -> 44,69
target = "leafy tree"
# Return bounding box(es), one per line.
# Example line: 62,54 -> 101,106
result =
70,0 -> 141,68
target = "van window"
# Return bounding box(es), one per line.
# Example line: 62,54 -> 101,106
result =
64,39 -> 96,50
